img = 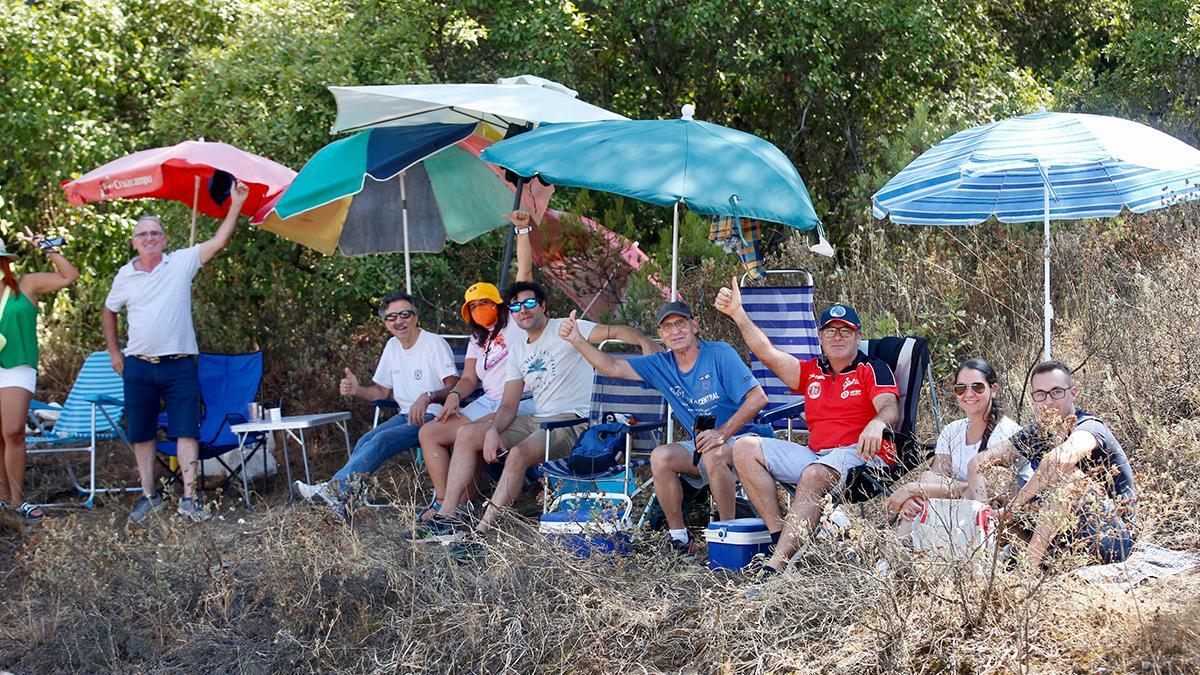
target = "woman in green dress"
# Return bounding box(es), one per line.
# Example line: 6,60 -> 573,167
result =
0,227 -> 79,521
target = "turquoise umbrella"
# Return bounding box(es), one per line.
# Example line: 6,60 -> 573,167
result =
480,106 -> 822,298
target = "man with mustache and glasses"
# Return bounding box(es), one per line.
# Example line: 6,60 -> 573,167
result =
294,291 -> 458,521
560,299 -> 771,556
417,281 -> 656,543
103,181 -> 250,525
714,279 -> 900,574
964,360 -> 1137,567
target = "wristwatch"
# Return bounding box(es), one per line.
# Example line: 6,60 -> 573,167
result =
514,226 -> 532,235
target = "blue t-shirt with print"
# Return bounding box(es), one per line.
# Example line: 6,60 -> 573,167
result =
628,340 -> 772,439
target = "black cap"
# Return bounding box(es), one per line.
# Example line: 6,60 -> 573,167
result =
655,300 -> 694,325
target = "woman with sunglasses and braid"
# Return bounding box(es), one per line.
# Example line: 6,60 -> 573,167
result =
412,210 -> 538,521
884,358 -> 1024,540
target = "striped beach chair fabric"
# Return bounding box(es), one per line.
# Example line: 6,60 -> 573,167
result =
26,351 -> 132,507
740,281 -> 820,429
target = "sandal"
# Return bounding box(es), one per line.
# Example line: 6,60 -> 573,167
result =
0,499 -> 9,511
16,502 -> 44,522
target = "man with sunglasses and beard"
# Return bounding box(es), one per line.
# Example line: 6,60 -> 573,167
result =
419,281 -> 656,542
964,360 -> 1137,567
295,291 -> 458,520
714,278 -> 900,574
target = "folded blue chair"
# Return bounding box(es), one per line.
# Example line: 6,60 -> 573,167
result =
157,352 -> 267,499
26,351 -> 137,507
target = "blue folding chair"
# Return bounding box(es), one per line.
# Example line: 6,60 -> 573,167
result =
26,351 -> 137,507
157,352 -> 267,501
536,348 -> 668,519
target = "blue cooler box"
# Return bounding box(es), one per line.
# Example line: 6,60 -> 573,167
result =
703,518 -> 772,570
539,502 -> 632,558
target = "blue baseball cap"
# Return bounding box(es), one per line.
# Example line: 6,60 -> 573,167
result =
819,303 -> 861,330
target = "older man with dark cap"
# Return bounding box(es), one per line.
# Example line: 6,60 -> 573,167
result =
561,299 -> 770,555
715,278 -> 899,573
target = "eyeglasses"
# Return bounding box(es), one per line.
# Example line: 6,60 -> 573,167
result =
508,298 -> 539,313
133,231 -> 165,240
819,327 -> 857,339
1031,387 -> 1069,402
953,382 -> 988,396
659,319 -> 691,334
383,309 -> 416,321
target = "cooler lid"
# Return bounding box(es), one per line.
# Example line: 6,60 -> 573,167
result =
705,517 -> 767,533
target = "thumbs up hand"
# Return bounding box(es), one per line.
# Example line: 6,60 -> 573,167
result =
714,275 -> 745,319
559,309 -> 583,344
339,367 -> 361,398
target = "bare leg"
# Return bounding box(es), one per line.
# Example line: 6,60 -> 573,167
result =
0,387 -> 33,505
767,464 -> 839,570
437,419 -> 489,516
417,415 -> 472,500
133,440 -> 158,496
702,441 -> 737,521
649,443 -> 700,531
733,436 -> 784,532
175,437 -> 200,498
476,436 -> 543,533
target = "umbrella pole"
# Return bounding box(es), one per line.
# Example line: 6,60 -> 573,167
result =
189,175 -> 200,246
498,177 -> 526,291
402,171 -> 412,294
1043,185 -> 1052,360
670,201 -> 680,301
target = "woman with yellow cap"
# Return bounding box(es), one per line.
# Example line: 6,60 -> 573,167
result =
0,228 -> 79,522
415,211 -> 537,518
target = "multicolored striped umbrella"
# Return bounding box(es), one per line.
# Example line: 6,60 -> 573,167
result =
253,122 -> 551,290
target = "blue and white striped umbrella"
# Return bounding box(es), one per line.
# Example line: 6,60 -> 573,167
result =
872,111 -> 1200,225
872,111 -> 1200,357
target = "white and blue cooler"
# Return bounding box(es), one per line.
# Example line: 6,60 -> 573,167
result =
703,517 -> 773,570
538,493 -> 633,558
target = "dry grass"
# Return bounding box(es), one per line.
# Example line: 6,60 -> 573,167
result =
3,209 -> 1200,673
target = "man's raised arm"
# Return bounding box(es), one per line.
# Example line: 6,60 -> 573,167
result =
714,276 -> 801,389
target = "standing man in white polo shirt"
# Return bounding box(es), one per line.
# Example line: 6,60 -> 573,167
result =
102,180 -> 249,524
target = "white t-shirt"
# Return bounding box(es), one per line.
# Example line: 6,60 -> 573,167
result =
935,416 -> 1022,482
506,317 -> 596,418
466,321 -> 527,400
104,246 -> 203,356
371,329 -> 457,416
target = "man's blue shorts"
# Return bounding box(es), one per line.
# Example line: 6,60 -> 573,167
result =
123,355 -> 201,443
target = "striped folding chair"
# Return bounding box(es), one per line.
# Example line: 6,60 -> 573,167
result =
26,351 -> 138,507
537,349 -> 668,514
740,270 -> 820,439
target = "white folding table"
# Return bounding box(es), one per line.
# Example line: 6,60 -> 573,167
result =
231,412 -> 352,507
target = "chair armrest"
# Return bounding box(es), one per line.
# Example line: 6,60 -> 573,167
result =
84,394 -> 125,406
539,417 -> 589,431
759,401 -> 805,425
373,399 -> 399,409
29,399 -> 56,412
628,421 -> 667,434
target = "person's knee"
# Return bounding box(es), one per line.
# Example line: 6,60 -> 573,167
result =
731,436 -> 761,466
701,445 -> 731,473
797,465 -> 837,498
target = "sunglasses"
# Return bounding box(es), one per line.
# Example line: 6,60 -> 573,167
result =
133,231 -> 165,240
953,382 -> 988,396
819,327 -> 857,339
383,309 -> 416,321
508,298 -> 539,313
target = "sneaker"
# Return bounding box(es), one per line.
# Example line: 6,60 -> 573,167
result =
669,536 -> 697,558
447,532 -> 487,562
16,502 -> 45,522
177,496 -> 213,523
420,515 -> 470,544
129,492 -> 165,524
294,480 -> 335,506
